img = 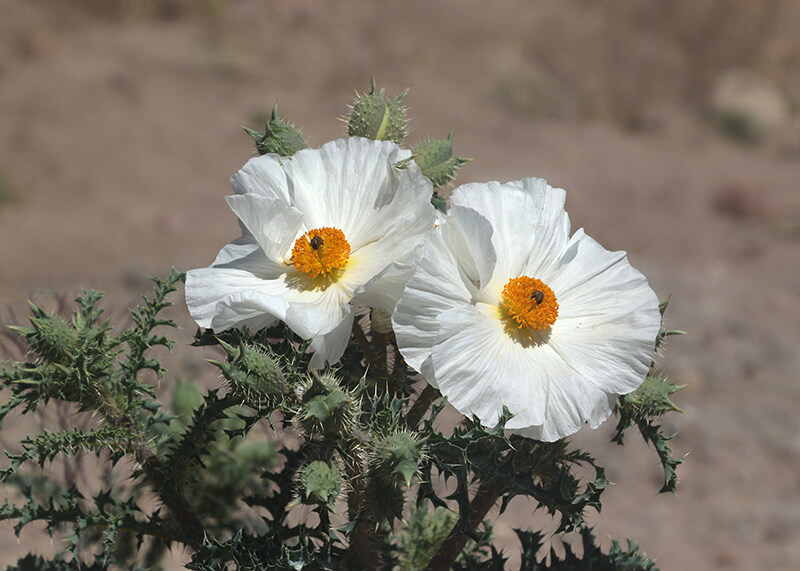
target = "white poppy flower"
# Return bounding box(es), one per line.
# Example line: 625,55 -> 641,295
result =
392,179 -> 661,441
186,137 -> 435,368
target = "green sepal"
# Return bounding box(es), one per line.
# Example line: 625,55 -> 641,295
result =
430,194 -> 447,213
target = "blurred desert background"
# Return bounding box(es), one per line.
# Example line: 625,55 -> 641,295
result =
2,0 -> 800,569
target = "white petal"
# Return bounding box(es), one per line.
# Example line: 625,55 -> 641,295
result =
548,230 -> 661,395
283,280 -> 353,339
431,303 -> 548,427
353,256 -> 416,315
224,193 -> 304,261
185,238 -> 288,330
393,229 -> 474,380
431,302 -> 617,442
210,234 -> 267,267
230,153 -> 291,202
451,179 -> 571,287
198,288 -> 287,332
446,205 -> 497,291
308,311 -> 355,370
283,137 -> 433,247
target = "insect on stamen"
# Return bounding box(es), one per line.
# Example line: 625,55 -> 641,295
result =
530,290 -> 544,305
310,236 -> 324,250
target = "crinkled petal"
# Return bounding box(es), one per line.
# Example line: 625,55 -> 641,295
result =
282,137 -> 433,249
431,302 -> 621,442
230,153 -> 291,202
353,255 -> 416,315
185,237 -> 288,330
548,230 -> 661,395
224,193 -> 304,261
452,179 -> 570,292
446,205 -> 497,291
309,310 -> 355,370
393,228 -> 475,381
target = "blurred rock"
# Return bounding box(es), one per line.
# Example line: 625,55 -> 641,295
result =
711,69 -> 791,141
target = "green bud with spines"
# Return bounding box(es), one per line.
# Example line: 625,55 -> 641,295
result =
362,431 -> 424,523
399,506 -> 457,570
299,373 -> 359,437
347,78 -> 408,143
299,460 -> 342,508
619,374 -> 685,420
244,105 -> 306,157
210,340 -> 285,406
412,131 -> 470,188
370,431 -> 424,488
9,302 -> 78,364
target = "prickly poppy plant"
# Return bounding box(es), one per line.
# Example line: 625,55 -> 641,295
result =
0,80 -> 685,570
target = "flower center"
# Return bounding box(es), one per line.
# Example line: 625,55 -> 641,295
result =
501,276 -> 558,330
290,227 -> 351,278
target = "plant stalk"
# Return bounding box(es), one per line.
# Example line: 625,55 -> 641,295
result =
405,383 -> 439,429
427,480 -> 500,571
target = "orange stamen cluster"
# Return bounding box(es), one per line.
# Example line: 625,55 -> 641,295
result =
501,276 -> 558,330
290,227 -> 351,278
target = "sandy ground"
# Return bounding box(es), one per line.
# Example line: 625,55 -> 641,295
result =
2,1 -> 800,568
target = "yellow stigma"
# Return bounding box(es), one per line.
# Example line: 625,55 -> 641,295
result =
501,276 -> 558,330
290,227 -> 351,278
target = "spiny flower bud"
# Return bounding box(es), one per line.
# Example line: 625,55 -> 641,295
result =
400,506 -> 458,570
370,431 -> 424,487
347,78 -> 408,143
211,341 -> 285,406
299,373 -> 358,437
10,303 -> 78,364
619,374 -> 685,420
299,460 -> 342,508
363,432 -> 423,523
244,105 -> 306,157
412,131 -> 470,188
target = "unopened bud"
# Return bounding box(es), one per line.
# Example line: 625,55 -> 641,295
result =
300,460 -> 342,507
372,432 -> 423,487
412,131 -> 469,188
10,303 -> 77,364
244,105 -> 306,157
211,341 -> 285,406
347,78 -> 408,143
299,373 -> 358,436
